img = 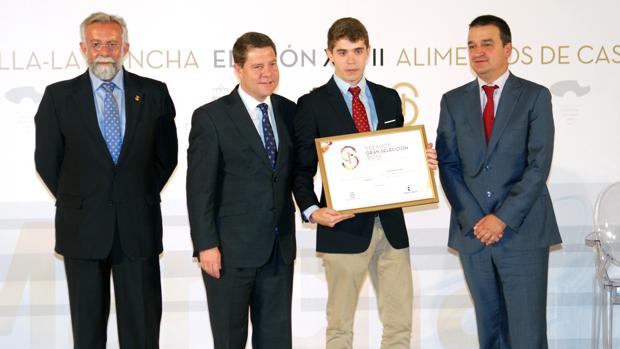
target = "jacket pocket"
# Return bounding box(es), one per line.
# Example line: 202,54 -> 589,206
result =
55,194 -> 83,209
145,194 -> 162,206
217,202 -> 248,218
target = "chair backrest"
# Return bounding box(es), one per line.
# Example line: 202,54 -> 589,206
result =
594,182 -> 620,266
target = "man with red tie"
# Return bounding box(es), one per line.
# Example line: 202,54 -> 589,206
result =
293,17 -> 436,349
436,15 -> 561,349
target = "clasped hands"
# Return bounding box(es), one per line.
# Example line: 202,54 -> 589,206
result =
473,214 -> 506,245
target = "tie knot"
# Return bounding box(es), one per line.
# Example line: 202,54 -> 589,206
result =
101,82 -> 116,93
348,86 -> 361,97
482,84 -> 498,97
257,103 -> 269,115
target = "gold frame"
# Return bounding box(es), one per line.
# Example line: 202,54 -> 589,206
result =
314,125 -> 438,214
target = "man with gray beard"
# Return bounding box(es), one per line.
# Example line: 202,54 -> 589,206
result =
34,11 -> 177,348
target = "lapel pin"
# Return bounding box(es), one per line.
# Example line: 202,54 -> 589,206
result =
134,95 -> 141,102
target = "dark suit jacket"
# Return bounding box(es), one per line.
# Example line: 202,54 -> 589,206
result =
294,77 -> 408,254
436,73 -> 562,254
34,69 -> 178,259
186,87 -> 297,268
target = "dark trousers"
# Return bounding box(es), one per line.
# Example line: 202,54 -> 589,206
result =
459,245 -> 550,349
202,242 -> 294,349
64,232 -> 162,349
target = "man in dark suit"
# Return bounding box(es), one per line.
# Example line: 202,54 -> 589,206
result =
186,32 -> 296,349
436,15 -> 562,349
294,18 -> 436,349
34,12 -> 177,349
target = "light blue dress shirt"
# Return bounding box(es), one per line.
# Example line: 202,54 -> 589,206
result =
89,69 -> 127,140
237,86 -> 280,147
333,74 -> 378,131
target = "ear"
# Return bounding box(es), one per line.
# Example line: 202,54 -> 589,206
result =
325,48 -> 334,62
233,63 -> 243,80
122,42 -> 130,57
79,42 -> 88,56
503,42 -> 513,59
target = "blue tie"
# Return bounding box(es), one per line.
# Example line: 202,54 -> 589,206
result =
101,82 -> 122,164
257,103 -> 277,170
258,103 -> 281,252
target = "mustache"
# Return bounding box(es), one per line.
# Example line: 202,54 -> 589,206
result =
94,56 -> 116,64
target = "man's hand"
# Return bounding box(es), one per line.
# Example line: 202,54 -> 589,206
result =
473,214 -> 506,245
199,247 -> 221,279
426,143 -> 438,170
310,208 -> 355,227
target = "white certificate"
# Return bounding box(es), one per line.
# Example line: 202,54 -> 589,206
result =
315,125 -> 438,214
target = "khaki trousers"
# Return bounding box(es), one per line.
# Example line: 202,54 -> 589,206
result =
322,217 -> 413,349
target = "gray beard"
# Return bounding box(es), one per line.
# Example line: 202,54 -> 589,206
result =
92,63 -> 118,81
89,55 -> 124,81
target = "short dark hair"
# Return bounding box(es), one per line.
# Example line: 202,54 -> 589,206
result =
232,32 -> 276,67
469,15 -> 512,45
327,17 -> 369,51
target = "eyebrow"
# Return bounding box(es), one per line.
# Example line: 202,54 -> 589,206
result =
336,47 -> 365,52
467,38 -> 495,45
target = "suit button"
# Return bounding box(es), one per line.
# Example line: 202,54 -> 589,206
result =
484,165 -> 491,171
273,176 -> 278,183
108,201 -> 114,206
486,191 -> 493,198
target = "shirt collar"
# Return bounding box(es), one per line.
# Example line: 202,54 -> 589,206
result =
89,67 -> 125,92
333,74 -> 368,96
237,85 -> 272,114
477,69 -> 510,90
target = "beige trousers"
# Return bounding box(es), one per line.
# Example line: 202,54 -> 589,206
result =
322,217 -> 413,349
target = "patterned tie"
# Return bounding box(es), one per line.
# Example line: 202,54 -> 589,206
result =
257,103 -> 277,170
101,82 -> 122,163
348,86 -> 371,132
482,85 -> 499,144
258,103 -> 280,245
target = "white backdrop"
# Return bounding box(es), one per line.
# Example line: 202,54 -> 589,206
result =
1,0 -> 619,347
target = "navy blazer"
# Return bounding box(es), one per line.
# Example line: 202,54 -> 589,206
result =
436,73 -> 561,253
293,77 -> 408,254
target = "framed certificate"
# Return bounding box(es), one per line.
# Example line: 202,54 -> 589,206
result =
315,125 -> 438,214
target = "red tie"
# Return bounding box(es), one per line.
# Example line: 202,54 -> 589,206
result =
349,86 -> 371,132
482,85 -> 498,144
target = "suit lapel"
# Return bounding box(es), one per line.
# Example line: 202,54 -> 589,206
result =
225,87 -> 274,171
118,70 -> 144,166
463,80 -> 487,152
272,96 -> 291,174
487,73 -> 522,155
71,71 -> 115,163
326,77 -> 358,134
366,80 -> 392,130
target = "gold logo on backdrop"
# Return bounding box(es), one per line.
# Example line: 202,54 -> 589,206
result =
393,82 -> 419,126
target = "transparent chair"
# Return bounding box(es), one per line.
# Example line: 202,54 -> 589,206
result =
585,182 -> 620,349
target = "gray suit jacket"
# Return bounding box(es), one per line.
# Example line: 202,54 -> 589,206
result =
436,73 -> 561,254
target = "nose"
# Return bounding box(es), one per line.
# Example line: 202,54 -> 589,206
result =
346,53 -> 355,64
261,66 -> 272,77
471,46 -> 484,57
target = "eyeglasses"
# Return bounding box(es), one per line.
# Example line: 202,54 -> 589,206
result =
89,42 -> 120,52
